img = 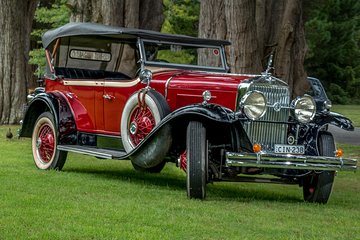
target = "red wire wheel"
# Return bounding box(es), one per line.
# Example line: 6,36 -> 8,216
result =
128,106 -> 156,147
36,123 -> 55,163
32,112 -> 67,170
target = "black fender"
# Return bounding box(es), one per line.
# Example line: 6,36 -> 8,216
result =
20,92 -> 77,144
295,111 -> 354,157
313,111 -> 354,131
127,104 -> 252,160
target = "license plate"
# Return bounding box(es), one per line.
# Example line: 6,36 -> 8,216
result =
274,144 -> 305,154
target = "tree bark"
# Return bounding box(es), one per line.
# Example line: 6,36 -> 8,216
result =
0,0 -> 39,124
199,0 -> 308,96
224,0 -> 262,73
67,0 -> 163,30
271,0 -> 308,97
198,0 -> 227,67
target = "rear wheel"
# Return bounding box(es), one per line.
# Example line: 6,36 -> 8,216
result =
32,112 -> 67,170
186,121 -> 207,199
303,132 -> 336,204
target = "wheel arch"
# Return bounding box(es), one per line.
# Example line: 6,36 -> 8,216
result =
20,93 -> 57,138
20,92 -> 77,144
130,104 -> 251,160
313,111 -> 354,131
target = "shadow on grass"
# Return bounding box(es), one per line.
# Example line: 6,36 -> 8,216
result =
64,165 -> 302,203
207,184 -> 302,203
65,166 -> 186,191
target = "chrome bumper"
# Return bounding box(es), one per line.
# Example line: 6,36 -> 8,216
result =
226,152 -> 357,171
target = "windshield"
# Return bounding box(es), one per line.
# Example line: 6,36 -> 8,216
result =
141,40 -> 228,72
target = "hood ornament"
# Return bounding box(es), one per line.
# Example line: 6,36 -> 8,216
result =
261,54 -> 274,82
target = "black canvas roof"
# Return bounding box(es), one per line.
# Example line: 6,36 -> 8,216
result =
42,22 -> 231,48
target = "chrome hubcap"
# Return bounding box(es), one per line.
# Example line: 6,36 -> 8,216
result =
130,122 -> 137,135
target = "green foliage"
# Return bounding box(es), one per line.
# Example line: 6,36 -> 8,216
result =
161,0 -> 200,64
162,0 -> 200,36
28,49 -> 47,78
327,83 -> 350,104
157,49 -> 197,65
30,0 -> 70,76
304,0 -> 360,103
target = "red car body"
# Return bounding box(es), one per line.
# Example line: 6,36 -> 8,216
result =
20,22 -> 356,203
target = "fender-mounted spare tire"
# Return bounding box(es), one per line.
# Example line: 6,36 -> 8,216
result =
121,89 -> 172,172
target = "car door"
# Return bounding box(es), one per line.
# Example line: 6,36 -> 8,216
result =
102,79 -> 140,134
62,74 -> 100,132
102,44 -> 141,134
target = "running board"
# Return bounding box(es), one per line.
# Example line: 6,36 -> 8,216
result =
57,145 -> 128,159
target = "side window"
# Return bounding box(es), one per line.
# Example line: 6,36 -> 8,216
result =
52,36 -> 138,80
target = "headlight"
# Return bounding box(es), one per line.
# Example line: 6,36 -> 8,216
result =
240,91 -> 267,120
293,95 -> 316,123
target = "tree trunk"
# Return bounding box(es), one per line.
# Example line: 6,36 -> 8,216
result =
224,0 -> 262,73
271,0 -> 308,97
0,0 -> 39,124
199,0 -> 308,96
198,0 -> 227,67
67,0 -> 163,30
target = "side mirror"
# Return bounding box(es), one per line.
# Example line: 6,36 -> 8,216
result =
139,69 -> 152,86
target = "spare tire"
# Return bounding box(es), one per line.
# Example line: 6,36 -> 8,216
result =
121,89 -> 172,172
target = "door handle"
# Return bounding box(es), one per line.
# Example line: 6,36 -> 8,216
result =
103,94 -> 115,100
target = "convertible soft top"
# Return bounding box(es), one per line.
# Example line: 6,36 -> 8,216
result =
42,22 -> 231,48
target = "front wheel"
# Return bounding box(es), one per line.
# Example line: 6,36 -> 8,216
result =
302,132 -> 336,204
32,112 -> 67,170
186,121 -> 207,199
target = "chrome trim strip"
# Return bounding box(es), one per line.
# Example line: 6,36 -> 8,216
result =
57,145 -> 113,159
164,76 -> 173,99
164,72 -> 186,99
63,79 -> 140,87
104,78 -> 140,87
63,80 -> 102,86
226,151 -> 357,171
57,145 -> 127,159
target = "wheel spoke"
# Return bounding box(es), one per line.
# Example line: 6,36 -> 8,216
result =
129,106 -> 156,146
37,124 -> 55,163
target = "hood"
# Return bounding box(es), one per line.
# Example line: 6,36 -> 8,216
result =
152,70 -> 256,89
151,70 -> 260,111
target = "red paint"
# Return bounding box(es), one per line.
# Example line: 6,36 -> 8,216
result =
180,151 -> 187,172
152,70 -> 251,111
37,123 -> 55,163
128,106 -> 156,146
45,69 -> 252,136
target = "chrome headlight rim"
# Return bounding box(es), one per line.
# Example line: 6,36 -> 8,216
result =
240,90 -> 267,120
292,95 -> 316,123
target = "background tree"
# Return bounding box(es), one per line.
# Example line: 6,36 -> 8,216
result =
67,0 -> 163,29
304,0 -> 360,104
199,0 -> 308,97
30,0 -> 70,83
162,0 -> 200,37
0,0 -> 39,124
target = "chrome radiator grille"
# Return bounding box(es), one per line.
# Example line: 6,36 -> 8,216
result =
242,83 -> 290,151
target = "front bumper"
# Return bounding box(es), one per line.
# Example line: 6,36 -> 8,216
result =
226,152 -> 357,171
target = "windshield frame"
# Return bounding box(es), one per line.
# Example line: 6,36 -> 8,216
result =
138,39 -> 229,73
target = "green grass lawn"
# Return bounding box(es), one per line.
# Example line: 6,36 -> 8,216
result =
0,126 -> 359,239
332,105 -> 360,127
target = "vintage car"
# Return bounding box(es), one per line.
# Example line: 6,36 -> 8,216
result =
20,22 -> 357,203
